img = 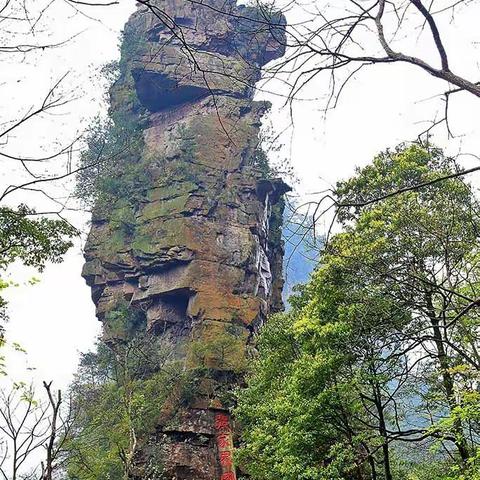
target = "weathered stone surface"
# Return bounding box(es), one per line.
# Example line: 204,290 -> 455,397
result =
82,1 -> 288,478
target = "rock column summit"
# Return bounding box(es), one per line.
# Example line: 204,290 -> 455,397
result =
82,1 -> 288,478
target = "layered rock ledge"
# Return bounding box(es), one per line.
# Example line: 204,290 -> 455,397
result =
82,1 -> 288,478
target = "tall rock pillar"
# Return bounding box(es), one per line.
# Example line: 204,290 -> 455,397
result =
82,1 -> 288,478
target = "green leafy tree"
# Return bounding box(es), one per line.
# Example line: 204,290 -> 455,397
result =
66,308 -> 192,480
0,205 -> 76,271
0,205 -> 76,326
237,144 -> 480,480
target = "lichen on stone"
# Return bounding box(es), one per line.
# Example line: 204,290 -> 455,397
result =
80,1 -> 290,478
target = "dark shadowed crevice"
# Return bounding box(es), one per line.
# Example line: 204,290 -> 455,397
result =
132,70 -> 211,111
147,288 -> 195,333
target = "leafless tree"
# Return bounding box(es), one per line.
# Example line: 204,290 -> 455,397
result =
0,0 -> 105,216
112,1 -> 478,120
263,0 -> 480,236
4,0 -> 478,251
0,381 -> 73,480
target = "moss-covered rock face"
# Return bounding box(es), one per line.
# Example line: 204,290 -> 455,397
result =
82,1 -> 289,478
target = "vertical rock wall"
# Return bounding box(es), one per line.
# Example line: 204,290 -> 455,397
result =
82,1 -> 288,478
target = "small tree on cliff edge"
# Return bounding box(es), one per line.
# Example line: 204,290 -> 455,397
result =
65,305 -> 193,480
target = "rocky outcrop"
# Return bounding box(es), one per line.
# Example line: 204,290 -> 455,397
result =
82,1 -> 288,478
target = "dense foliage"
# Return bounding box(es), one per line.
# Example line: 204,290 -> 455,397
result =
65,304 -> 250,479
0,205 -> 76,325
66,308 -> 193,480
236,144 -> 480,480
75,114 -> 148,211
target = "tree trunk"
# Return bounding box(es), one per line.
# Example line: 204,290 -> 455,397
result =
426,291 -> 470,462
371,381 -> 393,480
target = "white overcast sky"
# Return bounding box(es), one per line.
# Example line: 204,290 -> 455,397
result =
2,0 -> 480,391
